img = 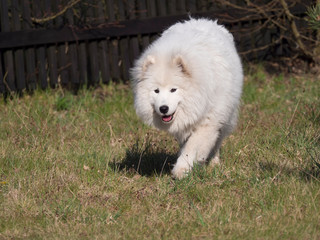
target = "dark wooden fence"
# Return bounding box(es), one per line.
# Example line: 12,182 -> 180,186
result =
0,0 -> 312,96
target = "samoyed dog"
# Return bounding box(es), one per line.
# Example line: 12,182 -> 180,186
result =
131,18 -> 243,179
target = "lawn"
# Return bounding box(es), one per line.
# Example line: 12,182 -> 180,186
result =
0,66 -> 319,239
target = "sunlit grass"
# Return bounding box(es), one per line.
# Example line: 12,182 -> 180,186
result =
0,68 -> 319,239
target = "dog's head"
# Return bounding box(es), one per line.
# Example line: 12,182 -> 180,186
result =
131,54 -> 193,130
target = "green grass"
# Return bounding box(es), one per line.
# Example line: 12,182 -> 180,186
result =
0,68 -> 319,239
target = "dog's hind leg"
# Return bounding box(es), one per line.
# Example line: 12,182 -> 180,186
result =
208,109 -> 238,167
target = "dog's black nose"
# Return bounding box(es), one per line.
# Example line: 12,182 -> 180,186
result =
159,105 -> 169,114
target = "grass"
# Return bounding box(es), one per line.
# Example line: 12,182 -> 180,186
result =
0,67 -> 319,239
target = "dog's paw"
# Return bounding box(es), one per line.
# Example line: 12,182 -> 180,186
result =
171,162 -> 191,179
208,155 -> 220,168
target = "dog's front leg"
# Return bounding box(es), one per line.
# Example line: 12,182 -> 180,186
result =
171,123 -> 221,179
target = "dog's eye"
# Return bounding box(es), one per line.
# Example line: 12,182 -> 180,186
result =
170,88 -> 177,93
154,89 -> 160,93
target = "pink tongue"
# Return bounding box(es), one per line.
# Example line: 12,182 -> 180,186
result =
162,115 -> 173,122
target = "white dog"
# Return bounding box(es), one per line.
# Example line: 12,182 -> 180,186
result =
131,18 -> 243,179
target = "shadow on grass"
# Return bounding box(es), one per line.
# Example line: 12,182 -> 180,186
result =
258,157 -> 320,182
111,140 -> 178,177
301,148 -> 320,181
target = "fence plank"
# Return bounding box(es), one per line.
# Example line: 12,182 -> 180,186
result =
76,3 -> 88,86
176,0 -> 186,13
138,0 -> 148,19
0,56 -> 4,94
33,0 -> 48,90
22,0 -> 37,91
127,0 -> 140,67
88,39 -> 100,86
42,0 -> 58,88
118,0 -> 131,81
107,0 -> 121,81
147,0 -> 157,17
198,0 -> 208,12
54,0 -> 69,87
2,53 -> 15,93
96,1 -> 111,84
87,4 -> 100,86
36,47 -> 48,90
12,0 -> 26,92
65,8 -> 79,89
186,0 -> 197,13
78,42 -> 88,86
1,0 -> 16,93
147,0 -> 158,43
157,0 -> 167,16
168,0 -> 177,15
138,0 -> 150,52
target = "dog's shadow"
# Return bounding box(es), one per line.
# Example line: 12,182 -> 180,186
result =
112,140 -> 178,177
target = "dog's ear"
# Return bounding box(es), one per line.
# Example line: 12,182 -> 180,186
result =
142,55 -> 156,72
173,55 -> 191,77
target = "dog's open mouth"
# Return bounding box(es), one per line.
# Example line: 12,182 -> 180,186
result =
162,113 -> 175,123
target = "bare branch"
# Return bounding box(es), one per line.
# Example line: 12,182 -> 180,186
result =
279,0 -> 314,59
31,0 -> 81,24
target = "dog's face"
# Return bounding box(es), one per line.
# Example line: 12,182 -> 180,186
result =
132,53 -> 196,131
151,85 -> 181,124
141,55 -> 191,126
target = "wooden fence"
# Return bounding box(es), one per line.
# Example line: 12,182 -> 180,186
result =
0,0 -> 312,96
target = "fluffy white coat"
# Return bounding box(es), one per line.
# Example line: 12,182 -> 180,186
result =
131,18 -> 243,179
